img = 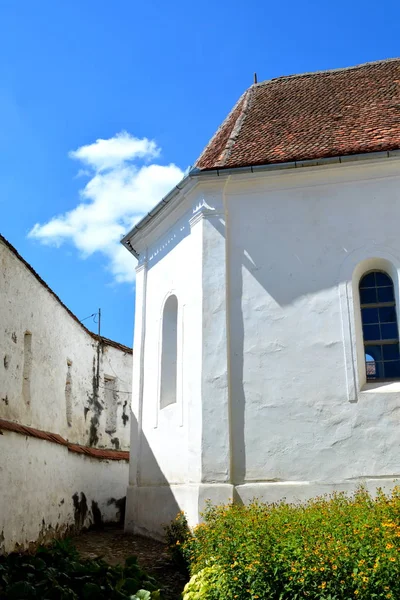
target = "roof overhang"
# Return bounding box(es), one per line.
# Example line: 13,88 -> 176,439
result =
121,148 -> 400,258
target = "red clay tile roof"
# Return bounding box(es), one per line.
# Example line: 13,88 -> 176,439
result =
195,58 -> 400,171
0,234 -> 132,355
0,418 -> 129,461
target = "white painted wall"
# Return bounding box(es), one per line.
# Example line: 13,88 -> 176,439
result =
0,238 -> 132,551
0,431 -> 128,554
125,156 -> 400,538
226,158 -> 400,493
0,239 -> 132,450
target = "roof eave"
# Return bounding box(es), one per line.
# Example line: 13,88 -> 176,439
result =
121,148 -> 400,258
121,171 -> 198,258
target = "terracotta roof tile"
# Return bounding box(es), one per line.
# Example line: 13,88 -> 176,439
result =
195,58 -> 400,171
0,418 -> 129,461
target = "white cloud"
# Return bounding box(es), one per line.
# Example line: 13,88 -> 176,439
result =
29,132 -> 184,283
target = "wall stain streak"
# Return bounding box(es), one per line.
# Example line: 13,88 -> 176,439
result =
111,437 -> 120,450
122,401 -> 129,426
91,501 -> 103,528
72,492 -> 88,531
107,496 -> 126,527
86,357 -> 103,446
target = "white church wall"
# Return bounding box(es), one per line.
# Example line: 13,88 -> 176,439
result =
125,199 -> 205,537
126,156 -> 400,538
225,157 -> 400,501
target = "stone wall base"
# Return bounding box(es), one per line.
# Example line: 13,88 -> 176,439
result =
125,478 -> 400,539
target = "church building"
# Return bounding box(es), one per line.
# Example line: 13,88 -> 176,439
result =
122,58 -> 400,538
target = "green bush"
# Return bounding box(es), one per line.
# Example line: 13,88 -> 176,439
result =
163,511 -> 191,573
0,539 -> 162,599
182,565 -> 222,600
183,486 -> 400,599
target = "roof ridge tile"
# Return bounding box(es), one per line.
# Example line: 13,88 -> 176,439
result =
218,85 -> 256,167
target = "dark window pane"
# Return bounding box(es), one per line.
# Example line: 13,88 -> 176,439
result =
361,270 -> 400,379
384,361 -> 400,379
373,362 -> 385,379
360,273 -> 376,288
376,272 -> 393,286
377,286 -> 395,302
381,323 -> 398,339
379,306 -> 397,323
383,344 -> 400,360
363,324 -> 381,341
360,288 -> 378,304
362,307 -> 379,324
365,345 -> 383,361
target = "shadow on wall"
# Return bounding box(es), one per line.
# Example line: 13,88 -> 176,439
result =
126,412 -> 180,538
212,206 -> 350,485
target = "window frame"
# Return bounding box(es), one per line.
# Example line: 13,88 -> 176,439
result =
359,269 -> 400,382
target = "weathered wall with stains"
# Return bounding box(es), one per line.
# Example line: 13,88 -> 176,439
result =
0,237 -> 132,449
0,236 -> 132,551
0,430 -> 128,554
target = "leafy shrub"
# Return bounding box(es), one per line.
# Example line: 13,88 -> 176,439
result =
0,539 -> 162,599
163,511 -> 191,573
183,486 -> 400,599
182,565 -> 221,600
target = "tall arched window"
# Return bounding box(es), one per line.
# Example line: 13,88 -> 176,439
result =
160,295 -> 178,409
359,271 -> 400,380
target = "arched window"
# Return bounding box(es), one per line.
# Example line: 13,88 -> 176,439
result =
359,271 -> 400,380
160,295 -> 178,409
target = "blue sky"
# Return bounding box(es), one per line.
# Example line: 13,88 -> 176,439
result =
1,0 -> 399,346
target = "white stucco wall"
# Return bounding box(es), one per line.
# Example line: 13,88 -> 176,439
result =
0,238 -> 132,551
0,430 -> 128,554
0,239 -> 132,450
226,158 -> 400,494
125,155 -> 400,538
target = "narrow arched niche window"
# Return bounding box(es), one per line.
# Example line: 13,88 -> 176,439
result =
160,295 -> 178,409
359,271 -> 400,380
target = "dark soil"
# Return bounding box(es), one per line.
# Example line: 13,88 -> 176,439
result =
72,527 -> 187,600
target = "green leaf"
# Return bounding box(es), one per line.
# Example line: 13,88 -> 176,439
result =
32,557 -> 47,571
6,581 -> 36,598
125,556 -> 139,567
82,582 -> 103,599
130,591 -> 151,600
123,577 -> 142,594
